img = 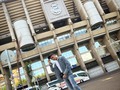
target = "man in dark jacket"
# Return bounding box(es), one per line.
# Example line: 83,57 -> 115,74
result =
48,54 -> 82,90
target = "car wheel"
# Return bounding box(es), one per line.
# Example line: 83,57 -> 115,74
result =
80,79 -> 84,83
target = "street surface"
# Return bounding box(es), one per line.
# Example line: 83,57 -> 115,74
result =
79,69 -> 120,90
42,69 -> 120,90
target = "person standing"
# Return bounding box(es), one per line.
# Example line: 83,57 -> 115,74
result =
48,54 -> 82,90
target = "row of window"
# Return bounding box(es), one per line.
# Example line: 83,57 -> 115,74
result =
12,33 -> 120,82
39,27 -> 87,47
15,43 -> 106,80
39,19 -> 118,48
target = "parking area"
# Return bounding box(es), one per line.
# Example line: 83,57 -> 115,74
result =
42,69 -> 120,90
79,69 -> 120,90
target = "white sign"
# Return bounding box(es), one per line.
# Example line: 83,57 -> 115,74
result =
41,0 -> 70,23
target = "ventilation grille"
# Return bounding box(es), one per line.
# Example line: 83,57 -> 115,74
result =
0,0 -> 79,38
98,0 -> 110,14
0,4 -> 9,38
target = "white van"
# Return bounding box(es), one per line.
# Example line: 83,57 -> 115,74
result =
73,71 -> 90,82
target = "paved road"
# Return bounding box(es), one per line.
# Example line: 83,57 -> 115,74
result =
79,69 -> 120,90
42,69 -> 120,90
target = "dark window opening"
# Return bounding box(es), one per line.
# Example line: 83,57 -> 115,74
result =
53,19 -> 68,29
50,75 -> 57,81
98,0 -> 110,14
85,60 -> 99,69
102,55 -> 114,64
72,66 -> 83,72
117,51 -> 120,58
35,25 -> 49,34
71,16 -> 81,23
0,36 -> 12,45
91,24 -> 103,30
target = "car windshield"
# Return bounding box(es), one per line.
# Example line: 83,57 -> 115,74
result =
48,80 -> 59,86
73,74 -> 77,77
77,72 -> 87,76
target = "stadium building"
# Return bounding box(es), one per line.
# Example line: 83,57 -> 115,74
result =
0,0 -> 120,89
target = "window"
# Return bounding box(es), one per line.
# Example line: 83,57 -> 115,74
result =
32,68 -> 45,78
19,67 -> 24,75
31,61 -> 45,78
21,75 -> 26,80
39,39 -> 54,47
31,61 -> 42,70
74,28 -> 87,36
79,46 -> 93,61
110,35 -> 120,52
44,58 -> 54,74
95,41 -> 108,56
62,50 -> 78,68
106,19 -> 117,26
48,80 -> 61,87
95,42 -> 101,48
79,46 -> 88,53
77,73 -> 87,77
110,34 -> 119,42
57,34 -> 70,41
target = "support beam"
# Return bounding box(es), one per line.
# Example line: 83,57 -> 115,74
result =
4,68 -> 13,90
73,0 -> 88,20
21,0 -> 36,36
2,3 -> 16,41
74,45 -> 87,71
89,40 -> 106,72
68,18 -> 87,72
93,0 -> 105,15
16,46 -> 32,87
47,23 -> 62,56
102,14 -> 111,41
103,36 -> 120,66
0,62 -> 12,90
117,30 -> 120,40
86,20 -> 95,44
21,0 -> 51,81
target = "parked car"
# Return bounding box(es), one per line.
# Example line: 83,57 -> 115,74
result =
46,79 -> 62,88
24,85 -> 40,90
73,71 -> 90,82
48,87 -> 61,90
46,71 -> 90,89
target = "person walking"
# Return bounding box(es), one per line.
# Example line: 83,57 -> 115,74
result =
48,54 -> 82,90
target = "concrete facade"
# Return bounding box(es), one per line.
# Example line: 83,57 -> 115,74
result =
0,0 -> 120,89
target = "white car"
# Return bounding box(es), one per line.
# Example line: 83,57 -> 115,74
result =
24,85 -> 40,90
46,79 -> 62,88
46,71 -> 90,89
73,71 -> 90,82
48,87 -> 61,90
46,74 -> 81,89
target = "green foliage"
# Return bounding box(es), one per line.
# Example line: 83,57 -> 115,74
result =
24,62 -> 33,85
37,73 -> 45,78
16,79 -> 27,86
1,85 -> 6,90
21,79 -> 27,85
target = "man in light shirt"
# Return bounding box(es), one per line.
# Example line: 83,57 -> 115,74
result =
48,54 -> 82,90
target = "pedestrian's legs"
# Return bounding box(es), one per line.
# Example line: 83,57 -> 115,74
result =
64,78 -> 73,90
68,74 -> 82,90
